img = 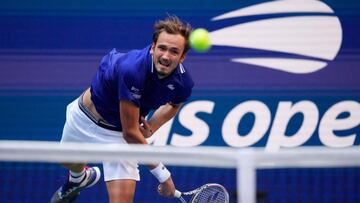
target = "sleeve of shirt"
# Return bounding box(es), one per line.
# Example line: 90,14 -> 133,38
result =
117,64 -> 142,107
172,86 -> 193,104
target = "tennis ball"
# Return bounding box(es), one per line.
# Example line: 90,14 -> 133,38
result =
189,28 -> 211,53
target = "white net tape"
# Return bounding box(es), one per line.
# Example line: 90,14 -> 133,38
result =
0,140 -> 359,203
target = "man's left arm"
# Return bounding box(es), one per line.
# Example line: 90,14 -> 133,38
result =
142,102 -> 181,137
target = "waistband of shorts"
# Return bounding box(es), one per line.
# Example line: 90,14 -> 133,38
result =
78,93 -> 122,132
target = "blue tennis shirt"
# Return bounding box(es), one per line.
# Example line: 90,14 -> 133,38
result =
90,45 -> 194,130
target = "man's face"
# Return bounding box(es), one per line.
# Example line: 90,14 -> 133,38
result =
151,32 -> 186,79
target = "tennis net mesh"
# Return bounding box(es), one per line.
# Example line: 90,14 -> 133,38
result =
0,140 -> 359,203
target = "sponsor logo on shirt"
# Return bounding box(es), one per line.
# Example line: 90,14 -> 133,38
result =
167,84 -> 175,90
130,86 -> 141,99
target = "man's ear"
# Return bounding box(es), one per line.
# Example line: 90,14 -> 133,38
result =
150,43 -> 155,54
180,53 -> 187,63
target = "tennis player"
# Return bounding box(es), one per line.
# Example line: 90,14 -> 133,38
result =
51,15 -> 194,203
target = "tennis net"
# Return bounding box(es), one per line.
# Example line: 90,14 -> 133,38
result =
0,140 -> 359,203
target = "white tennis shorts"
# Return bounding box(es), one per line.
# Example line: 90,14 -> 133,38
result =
61,98 -> 140,181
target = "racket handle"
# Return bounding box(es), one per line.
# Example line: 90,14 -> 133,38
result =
174,190 -> 182,198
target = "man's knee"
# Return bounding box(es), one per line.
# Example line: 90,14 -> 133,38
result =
106,179 -> 136,203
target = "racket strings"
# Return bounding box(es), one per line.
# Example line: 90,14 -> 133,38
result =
192,186 -> 227,203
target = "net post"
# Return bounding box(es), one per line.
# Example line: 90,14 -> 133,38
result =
236,148 -> 256,203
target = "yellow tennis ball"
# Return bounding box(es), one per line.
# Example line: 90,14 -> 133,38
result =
189,28 -> 211,53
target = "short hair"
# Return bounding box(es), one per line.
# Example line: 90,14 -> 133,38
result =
152,15 -> 192,54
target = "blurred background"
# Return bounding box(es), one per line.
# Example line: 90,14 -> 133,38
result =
0,0 -> 359,202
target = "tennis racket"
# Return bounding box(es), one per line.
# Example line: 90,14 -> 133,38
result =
174,183 -> 229,203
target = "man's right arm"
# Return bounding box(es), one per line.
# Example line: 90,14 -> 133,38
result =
119,100 -> 176,197
119,100 -> 147,144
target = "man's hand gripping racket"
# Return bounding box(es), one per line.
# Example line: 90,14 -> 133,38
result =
173,183 -> 229,203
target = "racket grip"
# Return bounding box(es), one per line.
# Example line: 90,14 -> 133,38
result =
174,190 -> 182,198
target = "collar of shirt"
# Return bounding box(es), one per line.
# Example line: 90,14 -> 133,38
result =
146,46 -> 185,83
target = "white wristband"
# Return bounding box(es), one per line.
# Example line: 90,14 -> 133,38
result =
150,163 -> 171,183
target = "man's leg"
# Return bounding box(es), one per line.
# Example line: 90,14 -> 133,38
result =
62,163 -> 87,183
62,163 -> 87,172
51,163 -> 101,203
52,97 -> 103,203
106,179 -> 137,203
